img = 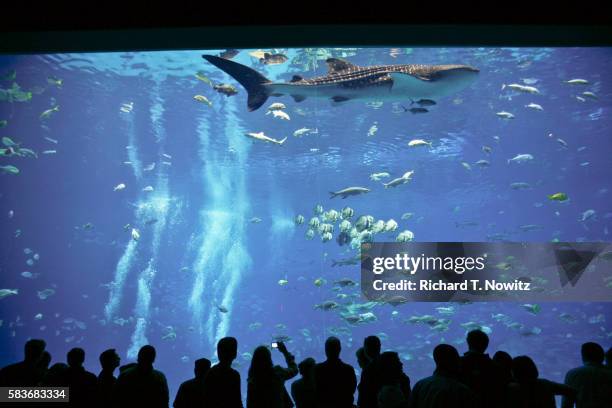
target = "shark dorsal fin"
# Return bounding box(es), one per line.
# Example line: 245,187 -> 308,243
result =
290,75 -> 304,82
325,58 -> 357,74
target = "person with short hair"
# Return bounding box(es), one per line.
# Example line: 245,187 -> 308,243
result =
357,335 -> 382,408
314,337 -> 357,408
98,348 -> 121,408
562,342 -> 612,408
115,345 -> 169,408
0,339 -> 47,386
410,344 -> 475,408
492,350 -> 513,388
65,347 -> 98,407
460,330 -> 502,408
291,358 -> 316,408
203,337 -> 243,408
174,358 -> 211,408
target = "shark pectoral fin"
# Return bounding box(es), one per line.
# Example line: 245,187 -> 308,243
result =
331,96 -> 350,103
291,95 -> 306,102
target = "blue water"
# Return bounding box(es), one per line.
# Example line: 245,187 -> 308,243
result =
1,47 -> 611,399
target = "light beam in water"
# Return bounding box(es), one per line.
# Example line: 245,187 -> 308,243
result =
127,94 -> 173,358
189,97 -> 251,349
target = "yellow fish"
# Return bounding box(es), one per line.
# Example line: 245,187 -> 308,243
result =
193,95 -> 212,106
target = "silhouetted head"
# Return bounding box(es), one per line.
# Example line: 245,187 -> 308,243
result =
466,329 -> 489,353
364,335 -> 381,360
67,348 -> 85,368
512,356 -> 539,383
137,345 -> 156,367
46,363 -> 68,385
298,357 -> 316,377
433,344 -> 460,374
605,347 -> 611,367
194,358 -> 211,379
38,351 -> 52,370
379,351 -> 403,385
217,337 -> 238,364
581,342 -> 604,365
493,350 -> 512,371
99,349 -> 121,371
24,339 -> 46,363
248,346 -> 274,382
325,337 -> 341,360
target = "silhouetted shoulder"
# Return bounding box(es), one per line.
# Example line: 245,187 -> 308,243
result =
411,375 -> 475,408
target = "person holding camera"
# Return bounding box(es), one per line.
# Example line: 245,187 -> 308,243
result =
247,341 -> 298,408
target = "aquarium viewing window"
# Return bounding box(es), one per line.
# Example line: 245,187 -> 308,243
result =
0,25 -> 611,407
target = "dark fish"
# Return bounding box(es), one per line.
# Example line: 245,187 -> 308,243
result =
455,221 -> 479,228
336,232 -> 350,246
213,84 -> 239,96
412,98 -> 437,107
332,255 -> 360,266
145,219 -> 158,226
403,107 -> 429,114
219,49 -> 240,59
260,53 -> 288,65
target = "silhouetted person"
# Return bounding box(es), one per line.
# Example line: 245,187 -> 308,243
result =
357,335 -> 410,408
492,350 -> 513,387
65,347 -> 98,407
115,345 -> 169,408
357,335 -> 382,408
410,344 -> 475,408
561,342 -> 612,408
606,347 -> 612,369
507,355 -> 575,408
460,330 -> 502,408
247,342 -> 298,408
314,336 -> 357,408
291,358 -> 316,408
356,335 -> 380,371
203,336 -> 243,408
0,339 -> 46,386
377,352 -> 410,408
41,363 -> 68,386
98,348 -> 121,408
174,358 -> 211,408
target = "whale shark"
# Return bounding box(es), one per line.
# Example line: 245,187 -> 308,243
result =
202,54 -> 479,111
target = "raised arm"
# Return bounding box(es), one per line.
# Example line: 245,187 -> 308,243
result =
275,342 -> 298,381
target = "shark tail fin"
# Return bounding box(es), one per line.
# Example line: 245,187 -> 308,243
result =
278,137 -> 288,145
501,84 -> 506,91
202,55 -> 271,111
329,192 -> 338,199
